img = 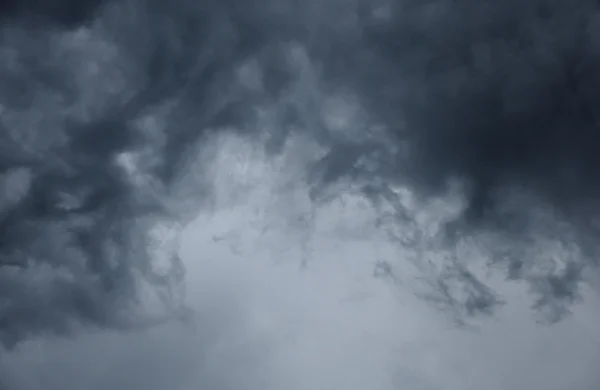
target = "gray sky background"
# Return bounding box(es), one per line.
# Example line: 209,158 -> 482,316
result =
3,131 -> 600,390
2,1 -> 600,389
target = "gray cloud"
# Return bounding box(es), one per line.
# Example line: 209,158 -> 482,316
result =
1,1 -> 600,389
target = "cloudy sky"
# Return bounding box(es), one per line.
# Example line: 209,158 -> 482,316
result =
1,1 -> 600,389
3,131 -> 600,390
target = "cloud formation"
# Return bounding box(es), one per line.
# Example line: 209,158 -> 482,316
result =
1,0 -> 599,377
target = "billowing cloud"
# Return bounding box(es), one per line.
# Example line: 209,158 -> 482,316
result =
1,1 -> 599,389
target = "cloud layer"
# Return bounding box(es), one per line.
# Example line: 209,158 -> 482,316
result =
1,1 -> 600,389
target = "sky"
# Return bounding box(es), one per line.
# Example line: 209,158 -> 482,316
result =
2,131 -> 600,390
1,1 -> 600,389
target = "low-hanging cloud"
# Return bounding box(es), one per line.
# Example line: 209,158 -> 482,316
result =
1,0 -> 600,389
306,0 -> 600,321
0,0 -> 265,349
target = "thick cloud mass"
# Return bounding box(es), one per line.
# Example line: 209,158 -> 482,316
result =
0,0 -> 104,26
0,0 -> 256,348
390,0 -> 600,311
354,0 -> 600,222
313,0 -> 600,320
0,0 -> 328,350
0,0 -> 600,389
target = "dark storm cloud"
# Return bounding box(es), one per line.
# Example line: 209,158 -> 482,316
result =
301,0 -> 600,321
355,0 -> 600,222
0,0 -> 105,27
2,0 -> 600,353
0,0 -> 298,349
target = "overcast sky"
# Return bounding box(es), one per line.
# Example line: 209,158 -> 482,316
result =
2,131 -> 600,390
2,1 -> 600,389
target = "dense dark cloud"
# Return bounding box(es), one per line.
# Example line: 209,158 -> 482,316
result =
304,0 -> 600,321
0,0 -> 106,27
1,0 -> 600,354
358,0 -> 600,217
0,0 -> 285,349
